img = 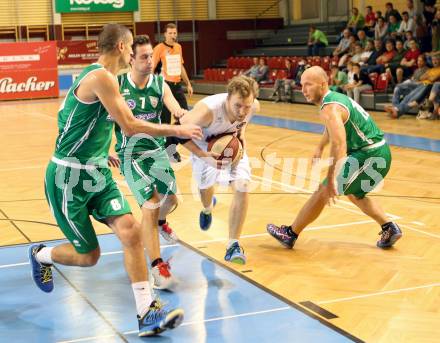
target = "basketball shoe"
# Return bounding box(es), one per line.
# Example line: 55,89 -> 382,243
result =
377,222 -> 402,248
29,244 -> 54,293
199,196 -> 217,231
224,242 -> 246,264
159,222 -> 179,244
151,261 -> 175,290
138,300 -> 184,337
266,224 -> 298,249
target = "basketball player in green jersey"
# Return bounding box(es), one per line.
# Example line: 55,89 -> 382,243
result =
267,66 -> 402,249
28,24 -> 202,337
112,35 -> 184,290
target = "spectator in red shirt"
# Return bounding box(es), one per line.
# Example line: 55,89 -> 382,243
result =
365,6 -> 376,36
396,39 -> 421,83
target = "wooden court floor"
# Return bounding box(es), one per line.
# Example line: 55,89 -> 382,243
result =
0,95 -> 439,342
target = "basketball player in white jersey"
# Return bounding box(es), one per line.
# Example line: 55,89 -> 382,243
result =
179,76 -> 260,264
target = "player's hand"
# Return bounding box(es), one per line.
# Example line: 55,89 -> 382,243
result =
187,83 -> 193,97
202,151 -> 226,169
326,180 -> 338,206
108,155 -> 120,168
176,123 -> 203,140
172,108 -> 188,119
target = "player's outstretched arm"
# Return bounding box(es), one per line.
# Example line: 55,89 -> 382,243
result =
92,70 -> 202,140
163,82 -> 186,118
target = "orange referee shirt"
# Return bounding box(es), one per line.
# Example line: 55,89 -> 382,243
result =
152,42 -> 184,83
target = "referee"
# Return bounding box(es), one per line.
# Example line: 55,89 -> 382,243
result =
153,23 -> 193,162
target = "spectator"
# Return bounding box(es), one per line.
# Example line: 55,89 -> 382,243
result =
333,29 -> 352,57
338,35 -> 357,67
422,3 -> 436,27
308,25 -> 329,56
364,39 -> 396,74
385,39 -> 407,83
403,30 -> 415,49
398,11 -> 416,37
430,11 -> 440,54
343,61 -> 356,93
395,39 -> 421,83
375,17 -> 389,41
254,57 -> 269,83
329,64 -> 348,93
385,2 -> 402,22
365,6 -> 377,35
415,14 -> 431,52
387,15 -> 402,39
406,0 -> 418,19
362,39 -> 384,71
346,63 -> 374,103
243,57 -> 259,78
350,42 -> 365,64
360,40 -> 375,65
357,30 -> 368,48
272,59 -> 297,102
294,59 -> 309,86
386,55 -> 440,118
347,7 -> 366,33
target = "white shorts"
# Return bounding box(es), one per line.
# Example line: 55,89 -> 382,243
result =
191,153 -> 251,189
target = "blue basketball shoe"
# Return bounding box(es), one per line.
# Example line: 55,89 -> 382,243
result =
224,242 -> 246,264
138,300 -> 184,337
29,244 -> 54,293
199,196 -> 217,231
377,222 -> 402,248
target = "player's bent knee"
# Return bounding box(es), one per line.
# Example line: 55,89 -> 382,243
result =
78,248 -> 100,267
118,221 -> 143,248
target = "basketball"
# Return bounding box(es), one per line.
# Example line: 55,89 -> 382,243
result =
207,133 -> 243,165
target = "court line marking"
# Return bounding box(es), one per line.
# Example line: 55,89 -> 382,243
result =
56,306 -> 292,343
317,282 -> 440,305
251,174 -> 440,240
0,220 -> 373,269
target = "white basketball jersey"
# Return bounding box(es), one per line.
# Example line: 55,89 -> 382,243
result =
195,93 -> 251,151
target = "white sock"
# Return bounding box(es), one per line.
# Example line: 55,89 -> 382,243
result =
202,206 -> 212,214
132,281 -> 153,317
36,247 -> 54,265
227,239 -> 239,249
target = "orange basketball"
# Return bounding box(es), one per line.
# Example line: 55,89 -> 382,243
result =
207,133 -> 243,165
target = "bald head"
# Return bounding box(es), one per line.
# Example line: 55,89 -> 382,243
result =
300,66 -> 329,105
301,66 -> 329,84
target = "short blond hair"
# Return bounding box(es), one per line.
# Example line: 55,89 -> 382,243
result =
227,75 -> 259,99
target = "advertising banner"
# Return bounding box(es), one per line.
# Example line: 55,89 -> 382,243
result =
0,41 -> 58,100
55,0 -> 139,13
57,40 -> 99,65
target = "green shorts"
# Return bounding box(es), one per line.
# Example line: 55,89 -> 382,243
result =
119,149 -> 177,206
45,160 -> 131,254
323,143 -> 392,199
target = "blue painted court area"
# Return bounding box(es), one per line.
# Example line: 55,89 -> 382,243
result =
251,115 -> 440,153
0,234 -> 357,343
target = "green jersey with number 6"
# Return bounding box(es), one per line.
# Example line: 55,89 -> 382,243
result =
320,91 -> 384,153
54,63 -> 113,166
115,72 -> 165,155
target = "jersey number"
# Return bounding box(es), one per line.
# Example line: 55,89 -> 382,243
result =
348,97 -> 370,120
140,97 -> 145,109
110,199 -> 122,211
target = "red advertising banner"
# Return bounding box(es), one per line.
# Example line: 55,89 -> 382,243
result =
0,41 -> 58,100
57,40 -> 99,65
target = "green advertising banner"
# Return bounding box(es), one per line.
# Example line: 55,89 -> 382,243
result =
55,0 -> 139,13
